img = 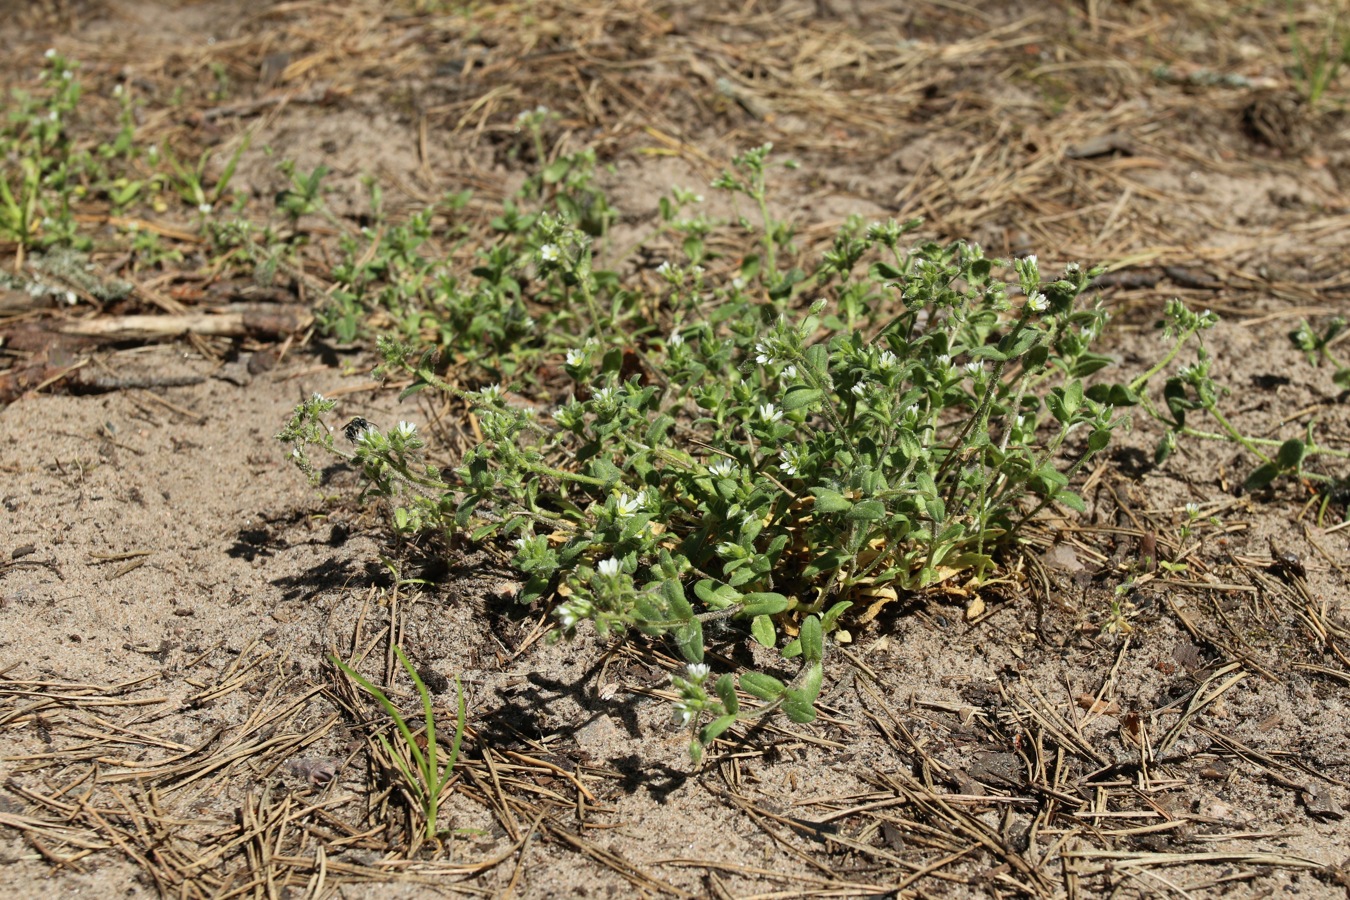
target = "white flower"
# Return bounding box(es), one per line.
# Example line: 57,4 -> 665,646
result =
480,383 -> 503,402
673,703 -> 694,727
513,536 -> 529,550
851,382 -> 866,397
614,491 -> 646,518
732,276 -> 746,290
1065,262 -> 1081,275
198,203 -> 213,215
668,330 -> 684,347
758,403 -> 782,423
657,260 -> 673,275
1185,502 -> 1200,518
565,347 -> 586,367
779,456 -> 798,477
597,557 -> 621,577
393,421 -> 417,440
592,386 -> 616,405
1026,290 -> 1048,312
685,663 -> 710,682
782,364 -> 797,379
754,341 -> 774,365
113,84 -> 123,97
708,458 -> 736,478
877,350 -> 898,370
44,48 -> 56,58
48,110 -> 59,122
539,243 -> 560,263
965,361 -> 983,377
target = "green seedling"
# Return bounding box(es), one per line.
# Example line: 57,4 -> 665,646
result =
331,646 -> 465,842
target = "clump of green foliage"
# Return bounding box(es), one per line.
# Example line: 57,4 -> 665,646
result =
282,144 -> 1142,760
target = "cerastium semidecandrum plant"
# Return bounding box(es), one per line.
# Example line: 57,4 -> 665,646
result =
282,146 -> 1144,761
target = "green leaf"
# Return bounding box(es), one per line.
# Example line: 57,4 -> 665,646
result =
847,499 -> 887,523
1244,462 -> 1281,490
739,592 -> 791,617
740,671 -> 786,700
715,674 -> 739,715
799,615 -> 824,664
782,664 -> 823,723
1276,438 -> 1306,470
1057,490 -> 1086,513
663,579 -> 693,620
1087,428 -> 1113,453
1155,430 -> 1177,465
781,385 -> 824,411
1162,378 -> 1191,426
819,601 -> 852,632
1086,383 -> 1140,407
694,579 -> 741,610
675,619 -> 704,663
700,714 -> 738,745
751,614 -> 776,647
812,488 -> 853,514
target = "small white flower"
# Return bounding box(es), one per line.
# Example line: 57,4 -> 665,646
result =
198,203 -> 213,215
113,84 -> 123,97
1185,502 -> 1200,518
754,341 -> 773,365
539,243 -> 560,263
779,456 -> 798,477
597,557 -> 621,577
61,70 -> 72,80
851,381 -> 866,397
565,347 -> 586,367
513,536 -> 529,550
877,350 -> 898,369
692,265 -> 705,275
393,421 -> 417,439
1065,262 -> 1081,275
656,260 -> 673,275
45,48 -> 56,58
782,364 -> 797,379
708,458 -> 736,478
1026,290 -> 1048,312
758,403 -> 782,423
686,663 -> 710,681
936,353 -> 951,367
965,361 -> 983,377
592,386 -> 616,405
673,703 -> 694,727
668,330 -> 684,347
1025,254 -> 1038,268
732,276 -> 746,290
614,491 -> 646,518
48,110 -> 59,122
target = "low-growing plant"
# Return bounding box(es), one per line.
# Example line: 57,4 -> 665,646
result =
282,145 -> 1150,761
332,646 -> 465,841
1128,301 -> 1350,502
